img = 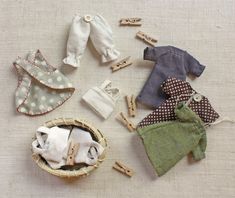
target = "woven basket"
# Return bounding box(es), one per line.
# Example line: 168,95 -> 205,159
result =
32,118 -> 107,178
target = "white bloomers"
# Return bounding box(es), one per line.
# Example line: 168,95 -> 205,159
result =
82,80 -> 120,119
32,126 -> 104,169
63,14 -> 120,67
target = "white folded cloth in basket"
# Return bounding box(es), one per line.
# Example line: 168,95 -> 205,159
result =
32,126 -> 104,169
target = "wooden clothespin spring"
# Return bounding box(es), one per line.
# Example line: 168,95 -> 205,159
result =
136,31 -> 158,47
111,56 -> 133,72
113,161 -> 134,177
120,18 -> 142,26
117,112 -> 136,132
126,95 -> 137,117
66,141 -> 80,166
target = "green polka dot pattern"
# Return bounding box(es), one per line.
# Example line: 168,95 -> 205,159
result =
13,50 -> 75,116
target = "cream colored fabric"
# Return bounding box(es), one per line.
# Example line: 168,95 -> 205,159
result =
82,80 -> 120,119
1,1 -> 235,198
69,127 -> 104,165
63,14 -> 120,67
32,126 -> 104,169
32,126 -> 70,169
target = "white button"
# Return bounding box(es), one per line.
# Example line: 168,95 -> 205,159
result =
193,94 -> 203,102
84,15 -> 92,22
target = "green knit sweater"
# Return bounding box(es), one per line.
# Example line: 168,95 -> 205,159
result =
137,103 -> 207,176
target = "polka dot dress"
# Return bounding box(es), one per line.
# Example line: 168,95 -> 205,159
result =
138,77 -> 220,128
13,50 -> 75,116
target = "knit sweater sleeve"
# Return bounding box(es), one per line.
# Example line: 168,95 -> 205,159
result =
191,133 -> 207,161
184,52 -> 206,77
143,46 -> 169,62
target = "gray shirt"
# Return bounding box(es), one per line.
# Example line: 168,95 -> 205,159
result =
137,46 -> 205,108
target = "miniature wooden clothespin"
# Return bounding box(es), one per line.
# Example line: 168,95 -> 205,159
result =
126,95 -> 136,117
117,112 -> 136,132
120,18 -> 142,26
136,31 -> 158,46
111,56 -> 133,72
66,141 -> 80,166
113,161 -> 134,177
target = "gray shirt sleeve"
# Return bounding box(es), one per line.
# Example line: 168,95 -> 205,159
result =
143,47 -> 169,62
184,52 -> 206,77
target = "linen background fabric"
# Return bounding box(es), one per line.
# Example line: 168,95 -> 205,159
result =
1,1 -> 235,197
63,14 -> 120,67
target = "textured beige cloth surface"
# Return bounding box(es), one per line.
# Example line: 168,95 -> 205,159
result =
0,0 -> 235,197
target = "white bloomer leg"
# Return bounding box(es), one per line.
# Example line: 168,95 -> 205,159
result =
90,15 -> 120,63
63,15 -> 90,67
